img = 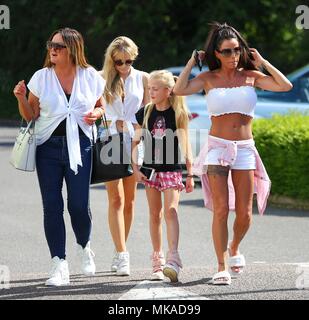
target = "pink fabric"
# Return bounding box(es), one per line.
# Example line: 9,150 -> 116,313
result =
144,171 -> 185,192
193,135 -> 271,215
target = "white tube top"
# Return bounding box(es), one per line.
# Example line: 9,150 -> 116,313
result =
206,86 -> 257,118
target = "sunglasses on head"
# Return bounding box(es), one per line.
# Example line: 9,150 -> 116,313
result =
46,41 -> 67,51
114,59 -> 133,66
216,47 -> 241,57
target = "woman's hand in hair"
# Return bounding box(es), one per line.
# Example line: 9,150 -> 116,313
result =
249,48 -> 264,68
194,50 -> 206,61
190,50 -> 205,67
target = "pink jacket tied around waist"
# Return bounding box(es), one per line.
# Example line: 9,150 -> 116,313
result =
192,135 -> 271,215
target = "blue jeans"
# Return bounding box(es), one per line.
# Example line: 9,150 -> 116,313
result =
36,135 -> 92,259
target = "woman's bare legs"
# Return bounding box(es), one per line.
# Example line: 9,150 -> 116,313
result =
207,167 -> 229,273
163,189 -> 180,252
122,174 -> 137,242
146,187 -> 163,252
105,179 -> 126,252
106,174 -> 138,251
230,169 -> 254,272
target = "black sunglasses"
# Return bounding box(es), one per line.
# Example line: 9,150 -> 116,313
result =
46,41 -> 67,51
114,59 -> 133,66
216,47 -> 241,57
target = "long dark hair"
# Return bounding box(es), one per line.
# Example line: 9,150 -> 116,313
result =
204,22 -> 257,71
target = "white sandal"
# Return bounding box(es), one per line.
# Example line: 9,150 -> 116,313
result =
211,271 -> 231,285
228,242 -> 246,276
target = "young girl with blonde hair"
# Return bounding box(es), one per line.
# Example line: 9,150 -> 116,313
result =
132,70 -> 194,282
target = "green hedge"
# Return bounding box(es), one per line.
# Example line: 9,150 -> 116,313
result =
253,112 -> 309,201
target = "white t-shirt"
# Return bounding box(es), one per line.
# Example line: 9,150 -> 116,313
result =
27,66 -> 105,174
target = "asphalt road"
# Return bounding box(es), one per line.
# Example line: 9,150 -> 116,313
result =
0,126 -> 309,301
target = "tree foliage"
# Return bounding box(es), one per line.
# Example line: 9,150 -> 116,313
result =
0,0 -> 308,118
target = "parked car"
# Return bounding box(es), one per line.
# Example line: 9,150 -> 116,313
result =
256,64 -> 309,104
167,65 -> 207,81
167,65 -> 207,96
168,64 -> 309,155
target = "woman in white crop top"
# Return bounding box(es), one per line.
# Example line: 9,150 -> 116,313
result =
13,28 -> 105,286
174,22 -> 292,285
100,36 -> 150,276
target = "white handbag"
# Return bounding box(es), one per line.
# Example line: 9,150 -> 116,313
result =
10,119 -> 36,172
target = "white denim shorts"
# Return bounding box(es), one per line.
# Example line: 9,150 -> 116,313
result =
207,137 -> 256,170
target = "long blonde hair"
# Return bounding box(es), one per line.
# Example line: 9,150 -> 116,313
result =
142,70 -> 191,161
142,70 -> 189,130
44,28 -> 89,68
101,36 -> 138,105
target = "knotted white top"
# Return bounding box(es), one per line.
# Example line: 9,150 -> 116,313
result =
104,67 -> 144,138
27,66 -> 105,174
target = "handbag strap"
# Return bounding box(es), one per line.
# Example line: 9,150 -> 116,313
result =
101,113 -> 112,137
20,117 -> 35,133
142,103 -> 152,129
92,113 -> 112,141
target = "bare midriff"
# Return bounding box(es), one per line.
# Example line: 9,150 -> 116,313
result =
115,120 -> 140,133
209,113 -> 253,141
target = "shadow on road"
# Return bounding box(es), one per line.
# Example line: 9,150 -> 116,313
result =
0,272 -> 145,300
0,142 -> 14,147
179,198 -> 309,217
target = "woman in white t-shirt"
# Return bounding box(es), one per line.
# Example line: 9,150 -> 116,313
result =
13,28 -> 105,287
100,36 -> 150,276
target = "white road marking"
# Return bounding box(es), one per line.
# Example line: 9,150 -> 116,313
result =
281,262 -> 309,266
119,280 -> 209,300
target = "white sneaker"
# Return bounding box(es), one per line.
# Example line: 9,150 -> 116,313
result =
77,242 -> 96,276
151,270 -> 164,281
45,256 -> 70,286
150,251 -> 165,281
163,263 -> 180,282
116,252 -> 130,276
163,251 -> 183,283
111,250 -> 119,272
